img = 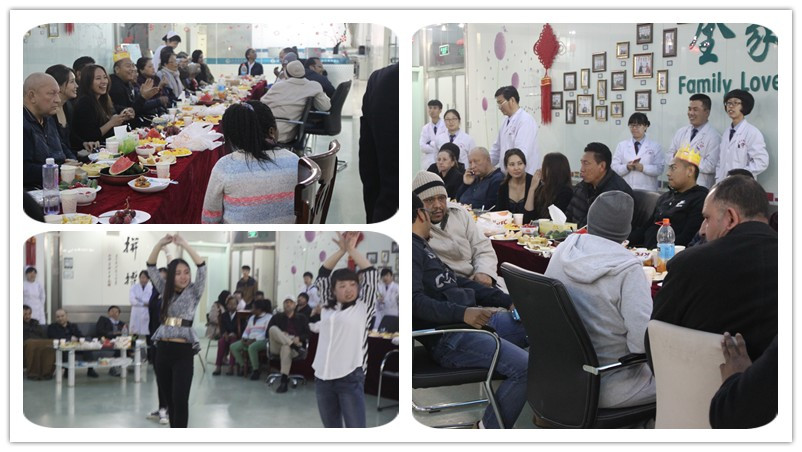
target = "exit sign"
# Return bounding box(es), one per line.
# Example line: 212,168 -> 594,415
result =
248,232 -> 259,238
439,44 -> 449,56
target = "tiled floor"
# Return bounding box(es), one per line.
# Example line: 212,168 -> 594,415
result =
24,359 -> 398,428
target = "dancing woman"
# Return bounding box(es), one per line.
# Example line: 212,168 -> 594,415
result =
146,234 -> 206,428
310,232 -> 379,428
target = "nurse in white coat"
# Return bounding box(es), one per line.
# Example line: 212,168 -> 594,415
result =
419,100 -> 445,170
716,89 -> 769,182
489,86 -> 540,174
434,109 -> 476,167
23,267 -> 46,324
668,94 -> 721,189
612,113 -> 665,191
129,270 -> 153,336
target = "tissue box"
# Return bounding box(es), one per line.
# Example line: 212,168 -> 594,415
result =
538,220 -> 577,234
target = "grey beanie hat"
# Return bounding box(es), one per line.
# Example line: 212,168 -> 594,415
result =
412,170 -> 448,201
587,190 -> 634,243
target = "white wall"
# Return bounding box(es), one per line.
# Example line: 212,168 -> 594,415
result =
22,23 -> 115,79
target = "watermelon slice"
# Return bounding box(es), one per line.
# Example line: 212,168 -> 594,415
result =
110,155 -> 136,176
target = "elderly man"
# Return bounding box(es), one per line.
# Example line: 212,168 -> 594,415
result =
649,175 -> 777,362
96,305 -> 127,376
23,72 -> 78,189
109,51 -> 165,127
267,298 -> 310,393
565,142 -> 634,228
668,94 -> 721,188
546,191 -> 655,408
413,170 -> 499,287
261,60 -> 331,144
48,309 -> 99,378
456,147 -> 504,211
304,57 -> 335,98
489,85 -> 540,174
630,146 -> 709,248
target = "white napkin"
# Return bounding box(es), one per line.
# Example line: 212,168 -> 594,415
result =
113,126 -> 128,140
548,204 -> 567,225
166,122 -> 223,151
199,103 -> 226,116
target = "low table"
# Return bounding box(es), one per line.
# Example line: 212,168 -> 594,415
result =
54,342 -> 145,387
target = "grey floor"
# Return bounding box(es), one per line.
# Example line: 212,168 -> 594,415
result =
24,357 -> 398,428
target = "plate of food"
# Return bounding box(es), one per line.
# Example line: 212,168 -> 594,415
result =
489,232 -> 519,241
98,209 -> 151,224
128,176 -> 171,193
81,162 -> 110,178
87,150 -> 120,163
137,154 -> 177,166
44,213 -> 99,224
160,147 -> 192,158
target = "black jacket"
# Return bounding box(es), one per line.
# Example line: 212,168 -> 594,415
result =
96,316 -> 126,339
23,107 -> 77,189
238,62 -> 264,76
109,74 -> 162,127
267,313 -> 311,342
47,322 -> 84,340
523,184 -> 574,224
650,221 -> 777,362
427,163 -> 464,199
565,170 -> 634,227
496,173 -> 533,214
305,68 -> 336,98
70,96 -> 115,149
219,311 -> 242,336
630,184 -> 709,248
24,319 -> 47,341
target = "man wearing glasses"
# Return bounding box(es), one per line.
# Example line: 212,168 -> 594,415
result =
488,86 -> 540,174
715,89 -> 769,183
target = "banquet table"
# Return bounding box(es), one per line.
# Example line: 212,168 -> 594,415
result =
491,239 -> 551,276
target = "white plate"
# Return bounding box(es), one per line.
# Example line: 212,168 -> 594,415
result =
97,210 -> 152,224
76,186 -> 102,205
139,158 -> 177,167
44,213 -> 99,224
88,152 -> 120,162
28,186 -> 101,205
128,177 -> 171,193
489,234 -> 518,241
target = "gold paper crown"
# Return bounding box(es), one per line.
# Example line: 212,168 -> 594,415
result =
113,50 -> 131,63
675,144 -> 701,167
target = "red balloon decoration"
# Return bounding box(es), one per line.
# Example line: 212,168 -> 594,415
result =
534,24 -> 560,124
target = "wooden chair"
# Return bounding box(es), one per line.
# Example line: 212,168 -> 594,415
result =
295,157 -> 321,224
307,140 -> 341,224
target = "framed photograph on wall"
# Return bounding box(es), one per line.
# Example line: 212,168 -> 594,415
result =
595,105 -> 608,122
563,72 -> 577,91
47,23 -> 59,38
391,242 -> 398,253
577,94 -> 594,117
551,91 -> 564,109
616,41 -> 630,59
657,70 -> 669,93
565,100 -> 576,124
611,70 -> 627,91
580,68 -> 590,89
633,52 -> 653,78
611,101 -> 624,118
635,90 -> 652,111
381,250 -> 390,264
636,23 -> 653,44
663,28 -> 678,58
592,52 -> 607,72
597,79 -> 607,101
367,252 -> 378,264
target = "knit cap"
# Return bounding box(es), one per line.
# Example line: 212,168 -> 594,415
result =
587,190 -> 634,243
412,170 -> 448,201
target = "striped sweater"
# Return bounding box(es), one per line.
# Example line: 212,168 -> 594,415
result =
311,266 -> 379,381
202,149 -> 299,224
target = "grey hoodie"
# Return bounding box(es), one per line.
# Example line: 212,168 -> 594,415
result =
544,233 -> 655,408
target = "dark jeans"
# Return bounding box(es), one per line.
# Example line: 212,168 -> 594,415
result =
156,341 -> 194,428
151,344 -> 167,411
431,312 -> 529,428
315,367 -> 366,428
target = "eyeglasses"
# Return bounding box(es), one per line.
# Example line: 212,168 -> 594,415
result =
724,100 -> 742,107
496,99 -> 509,108
628,124 -> 645,128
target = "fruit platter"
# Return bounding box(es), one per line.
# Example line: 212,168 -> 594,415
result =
99,156 -> 149,185
128,176 -> 171,194
98,198 -> 151,224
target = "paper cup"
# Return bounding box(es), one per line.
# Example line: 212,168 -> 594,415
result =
643,266 -> 656,283
168,108 -> 177,117
156,162 -> 171,179
60,191 -> 78,214
106,140 -> 119,153
44,215 -> 61,224
60,165 -> 76,183
52,339 -> 59,348
513,213 -> 524,226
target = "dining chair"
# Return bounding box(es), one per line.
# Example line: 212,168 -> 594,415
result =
307,140 -> 340,224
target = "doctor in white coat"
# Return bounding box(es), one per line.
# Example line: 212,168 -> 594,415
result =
419,99 -> 445,169
716,89 -> 769,182
612,113 -> 665,191
23,267 -> 46,325
129,270 -> 152,336
489,86 -> 540,174
434,109 -> 476,167
374,268 -> 399,330
299,271 -> 320,309
668,93 -> 721,189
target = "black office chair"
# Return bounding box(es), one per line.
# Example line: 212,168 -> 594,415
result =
631,189 -> 662,231
377,315 -> 399,333
377,349 -> 398,411
412,324 -> 505,428
304,81 -> 351,169
501,263 -> 656,428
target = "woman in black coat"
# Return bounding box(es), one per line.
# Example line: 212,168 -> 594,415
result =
523,152 -> 575,224
426,143 -> 464,199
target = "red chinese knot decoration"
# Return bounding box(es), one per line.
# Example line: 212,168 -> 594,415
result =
534,24 -> 559,124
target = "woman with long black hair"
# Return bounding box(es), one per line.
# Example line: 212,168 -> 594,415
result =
70,64 -> 133,149
523,152 -> 574,224
146,234 -> 206,428
309,231 -> 379,428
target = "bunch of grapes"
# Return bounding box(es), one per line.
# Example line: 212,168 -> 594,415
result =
109,197 -> 137,224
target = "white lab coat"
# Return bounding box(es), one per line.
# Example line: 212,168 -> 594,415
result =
129,282 -> 153,335
489,108 -> 540,174
374,281 -> 399,328
611,135 -> 665,191
668,122 -> 722,189
299,283 -> 321,309
23,279 -> 46,325
715,119 -> 769,183
434,129 -> 476,167
419,119 -> 445,169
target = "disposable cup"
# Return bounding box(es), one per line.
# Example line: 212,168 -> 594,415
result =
60,191 -> 78,214
106,140 -> 119,153
156,162 -> 171,179
513,213 -> 524,226
60,165 -> 77,183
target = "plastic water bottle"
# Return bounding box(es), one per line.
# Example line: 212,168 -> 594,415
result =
42,158 -> 60,215
656,218 -> 675,272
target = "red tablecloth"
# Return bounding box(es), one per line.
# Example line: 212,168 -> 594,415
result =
491,239 -> 551,275
77,147 -> 225,224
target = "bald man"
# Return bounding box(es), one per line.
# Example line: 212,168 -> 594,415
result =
24,73 -> 77,189
456,147 -> 504,210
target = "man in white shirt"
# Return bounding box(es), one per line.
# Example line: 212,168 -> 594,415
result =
668,94 -> 721,189
374,268 -> 399,331
489,86 -> 540,174
261,60 -> 331,144
299,271 -> 320,309
419,99 -> 444,169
